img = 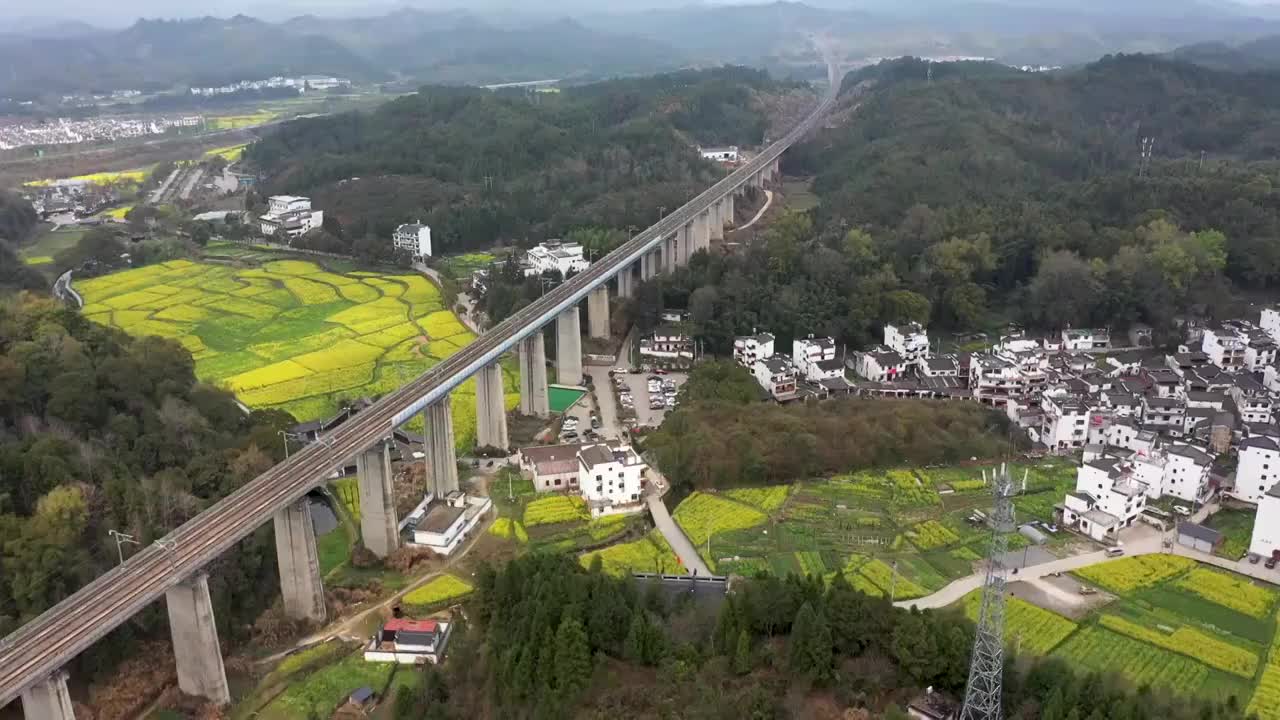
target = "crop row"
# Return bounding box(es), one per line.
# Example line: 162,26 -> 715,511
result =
1097,615 -> 1258,678
963,591 -> 1078,655
1074,555 -> 1195,594
489,518 -> 529,543
580,531 -> 679,576
673,492 -> 769,550
402,574 -> 474,609
721,485 -> 791,513
523,495 -> 590,527
1247,607 -> 1280,720
1053,626 -> 1212,699
1173,567 -> 1279,620
909,520 -> 960,550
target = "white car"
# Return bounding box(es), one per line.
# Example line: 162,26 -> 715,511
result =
1173,505 -> 1192,516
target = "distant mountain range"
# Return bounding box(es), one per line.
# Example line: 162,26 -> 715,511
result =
1167,34 -> 1280,70
6,1 -> 1280,98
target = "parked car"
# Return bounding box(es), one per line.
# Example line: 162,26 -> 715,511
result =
1105,546 -> 1125,557
1249,554 -> 1262,565
561,431 -> 579,441
1173,505 -> 1192,516
1267,555 -> 1279,570
655,368 -> 669,375
591,417 -> 601,429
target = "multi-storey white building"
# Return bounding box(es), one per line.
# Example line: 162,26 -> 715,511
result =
1061,328 -> 1111,351
1202,326 -> 1249,371
854,348 -> 905,383
639,326 -> 694,366
752,356 -> 798,400
1163,444 -> 1213,503
1062,457 -> 1148,542
392,223 -> 432,261
578,444 -> 647,517
1250,483 -> 1280,559
884,322 -> 930,366
698,146 -> 740,162
1234,435 -> 1280,504
733,332 -> 775,367
1039,391 -> 1094,452
1141,395 -> 1186,436
524,240 -> 590,277
793,336 -> 843,382
260,195 -> 323,239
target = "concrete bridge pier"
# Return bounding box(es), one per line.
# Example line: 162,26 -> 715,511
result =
617,264 -> 635,298
20,671 -> 75,720
475,362 -> 509,452
724,194 -> 736,230
518,332 -> 550,417
556,307 -> 583,385
640,250 -> 656,280
695,209 -> 710,253
587,286 -> 610,339
165,574 -> 231,704
680,221 -> 695,265
424,397 -> 459,496
272,498 -> 326,623
355,441 -> 399,557
710,201 -> 725,242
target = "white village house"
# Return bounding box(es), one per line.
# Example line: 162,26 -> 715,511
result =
260,195 -> 323,239
524,240 -> 590,277
393,223 -> 433,261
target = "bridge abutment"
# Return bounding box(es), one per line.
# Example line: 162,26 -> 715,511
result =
587,287 -> 610,339
20,671 -> 74,720
518,332 -> 550,417
273,498 -> 326,623
355,441 -> 399,557
556,308 -> 583,385
475,362 -> 509,451
165,574 -> 231,704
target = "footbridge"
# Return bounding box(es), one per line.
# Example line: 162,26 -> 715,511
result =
0,62 -> 843,717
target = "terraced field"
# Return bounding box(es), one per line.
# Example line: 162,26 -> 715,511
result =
76,259 -> 518,447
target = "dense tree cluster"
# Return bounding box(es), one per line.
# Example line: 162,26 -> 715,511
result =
644,367 -> 1019,491
403,552 -> 1251,719
772,54 -> 1280,341
0,191 -> 38,247
0,293 -> 295,676
247,68 -> 806,256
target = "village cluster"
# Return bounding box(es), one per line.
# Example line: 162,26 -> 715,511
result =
0,114 -> 202,151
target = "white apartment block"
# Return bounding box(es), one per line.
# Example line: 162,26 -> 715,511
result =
1163,444 -> 1213,503
1141,396 -> 1186,436
1234,435 -> 1280,504
752,356 -> 798,400
524,240 -> 589,278
260,195 -> 323,239
733,332 -> 775,367
854,348 -> 905,383
393,223 -> 432,261
1039,391 -> 1094,452
578,444 -> 647,517
1061,328 -> 1110,351
640,326 -> 694,366
1250,484 -> 1280,559
1201,326 -> 1249,371
793,336 -> 843,382
698,146 -> 739,162
1062,457 -> 1149,542
884,322 -> 930,366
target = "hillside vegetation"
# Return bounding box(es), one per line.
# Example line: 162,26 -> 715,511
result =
248,67 -> 809,254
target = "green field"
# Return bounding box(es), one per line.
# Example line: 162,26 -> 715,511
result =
548,385 -> 587,411
949,555 -> 1280,705
488,469 -> 636,556
666,460 -> 1075,595
1204,508 -> 1256,560
75,258 -> 519,447
19,228 -> 84,265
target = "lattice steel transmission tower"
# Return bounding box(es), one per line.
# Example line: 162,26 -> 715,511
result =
958,464 -> 1020,720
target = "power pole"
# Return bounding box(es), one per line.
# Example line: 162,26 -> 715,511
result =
958,465 -> 1018,720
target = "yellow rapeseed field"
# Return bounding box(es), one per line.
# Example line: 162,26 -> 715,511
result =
74,257 -> 514,448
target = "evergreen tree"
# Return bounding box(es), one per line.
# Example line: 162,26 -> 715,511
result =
715,596 -> 740,655
1041,687 -> 1067,720
787,602 -> 832,679
624,611 -> 647,663
552,614 -> 592,699
732,628 -> 753,675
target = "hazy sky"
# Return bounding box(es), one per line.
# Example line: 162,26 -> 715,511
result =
11,0 -> 1280,28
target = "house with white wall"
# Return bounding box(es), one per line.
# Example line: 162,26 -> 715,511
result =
885,322 -> 930,367
639,326 -> 694,367
519,443 -> 583,491
854,348 -> 905,383
1202,326 -> 1249,372
393,223 -> 432,261
793,336 -> 844,382
524,240 -> 589,277
1250,483 -> 1280,559
260,195 -> 323,239
578,444 -> 647,517
1039,391 -> 1094,452
1061,457 -> 1149,542
752,356 -> 798,400
1062,328 -> 1110,351
1233,435 -> 1280,504
1163,444 -> 1213,503
734,332 -> 775,367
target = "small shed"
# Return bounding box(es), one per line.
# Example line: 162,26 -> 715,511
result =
1176,522 -> 1223,554
347,686 -> 376,707
1018,524 -> 1049,545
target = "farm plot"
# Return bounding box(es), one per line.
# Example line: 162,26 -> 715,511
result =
1052,626 -> 1249,702
1073,555 -> 1195,594
1097,614 -> 1259,678
580,531 -> 679,576
1172,567 -> 1279,619
1249,607 -> 1280,720
402,574 -> 473,611
75,258 -> 517,448
523,495 -> 590,527
962,590 -> 1078,655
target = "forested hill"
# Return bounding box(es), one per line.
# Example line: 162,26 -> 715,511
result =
246,67 -> 811,252
0,293 -> 294,675
769,54 -> 1280,341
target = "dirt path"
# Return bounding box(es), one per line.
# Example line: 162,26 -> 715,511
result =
735,189 -> 774,232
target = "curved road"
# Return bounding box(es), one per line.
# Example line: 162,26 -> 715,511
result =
0,61 -> 845,706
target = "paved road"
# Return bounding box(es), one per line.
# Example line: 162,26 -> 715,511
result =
897,527 -> 1165,610
646,491 -> 711,577
0,60 -> 842,706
